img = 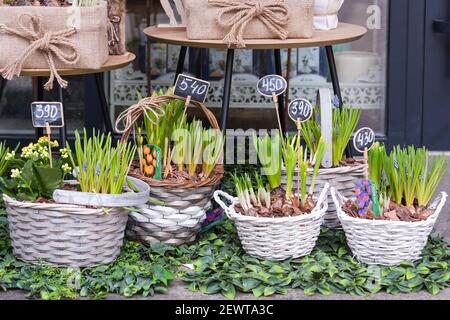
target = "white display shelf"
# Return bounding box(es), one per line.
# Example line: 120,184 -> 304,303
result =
109,65 -> 384,112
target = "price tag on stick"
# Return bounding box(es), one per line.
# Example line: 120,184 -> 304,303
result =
288,98 -> 313,123
31,102 -> 64,168
353,127 -> 375,154
257,75 -> 287,142
353,127 -> 380,216
174,74 -> 211,120
31,102 -> 64,128
287,98 -> 313,197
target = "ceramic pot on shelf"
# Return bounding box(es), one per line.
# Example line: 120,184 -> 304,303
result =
313,0 -> 345,30
335,51 -> 380,83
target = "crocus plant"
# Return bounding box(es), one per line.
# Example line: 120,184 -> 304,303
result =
302,105 -> 361,167
360,144 -> 448,217
67,130 -> 136,195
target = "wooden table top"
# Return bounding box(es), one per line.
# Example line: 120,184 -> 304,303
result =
18,52 -> 136,77
144,23 -> 367,49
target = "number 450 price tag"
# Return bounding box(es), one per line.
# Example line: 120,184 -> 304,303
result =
31,102 -> 64,128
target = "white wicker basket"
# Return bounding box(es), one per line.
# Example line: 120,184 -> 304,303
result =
282,164 -> 365,228
126,185 -> 217,246
331,187 -> 448,266
214,183 -> 329,261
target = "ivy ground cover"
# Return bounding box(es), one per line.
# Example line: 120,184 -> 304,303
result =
0,166 -> 449,300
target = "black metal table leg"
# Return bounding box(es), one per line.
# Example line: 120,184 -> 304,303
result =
33,77 -> 44,139
220,49 -> 234,131
0,77 -> 6,102
173,46 -> 188,85
94,73 -> 114,134
325,46 -> 343,108
57,84 -> 67,148
325,45 -> 352,158
274,49 -> 286,133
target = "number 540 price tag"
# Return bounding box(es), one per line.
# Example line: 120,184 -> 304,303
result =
174,74 -> 210,103
31,102 -> 64,128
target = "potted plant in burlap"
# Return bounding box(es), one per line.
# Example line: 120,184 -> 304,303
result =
115,91 -> 224,246
182,0 -> 314,48
0,0 -> 109,90
0,131 -> 149,267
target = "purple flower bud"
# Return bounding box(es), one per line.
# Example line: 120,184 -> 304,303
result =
332,95 -> 340,108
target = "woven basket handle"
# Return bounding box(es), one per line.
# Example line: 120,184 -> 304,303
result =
116,94 -> 221,142
330,187 -> 345,207
214,190 -> 238,218
316,183 -> 330,208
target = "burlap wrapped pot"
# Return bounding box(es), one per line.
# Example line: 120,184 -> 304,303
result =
0,2 -> 109,89
183,0 -> 314,47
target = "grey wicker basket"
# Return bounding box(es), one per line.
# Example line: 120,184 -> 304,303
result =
4,195 -> 128,267
126,185 -> 217,246
3,176 -> 150,267
282,164 -> 366,228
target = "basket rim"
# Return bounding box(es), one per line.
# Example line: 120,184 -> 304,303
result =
129,163 -> 224,189
2,194 -> 129,215
52,176 -> 150,207
214,184 -> 330,224
282,162 -> 366,174
332,187 -> 448,227
227,200 -> 328,223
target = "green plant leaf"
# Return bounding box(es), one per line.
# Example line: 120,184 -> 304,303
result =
151,265 -> 174,286
263,286 -> 276,297
222,284 -> 236,299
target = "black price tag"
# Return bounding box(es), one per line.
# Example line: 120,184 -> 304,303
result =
31,102 -> 64,128
257,75 -> 287,97
353,127 -> 375,153
174,74 -> 210,103
288,98 -> 313,122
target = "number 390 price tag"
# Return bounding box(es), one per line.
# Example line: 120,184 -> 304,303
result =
353,127 -> 375,153
31,102 -> 64,128
174,74 -> 210,103
288,98 -> 313,123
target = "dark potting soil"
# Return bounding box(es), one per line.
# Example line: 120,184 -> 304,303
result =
235,188 -> 317,218
342,200 -> 436,222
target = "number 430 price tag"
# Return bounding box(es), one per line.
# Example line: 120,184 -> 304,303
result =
174,74 -> 210,103
353,127 -> 375,153
31,102 -> 64,128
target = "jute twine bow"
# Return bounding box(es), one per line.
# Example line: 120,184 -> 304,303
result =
0,13 -> 80,91
115,96 -> 166,142
209,0 -> 289,48
108,15 -> 121,47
